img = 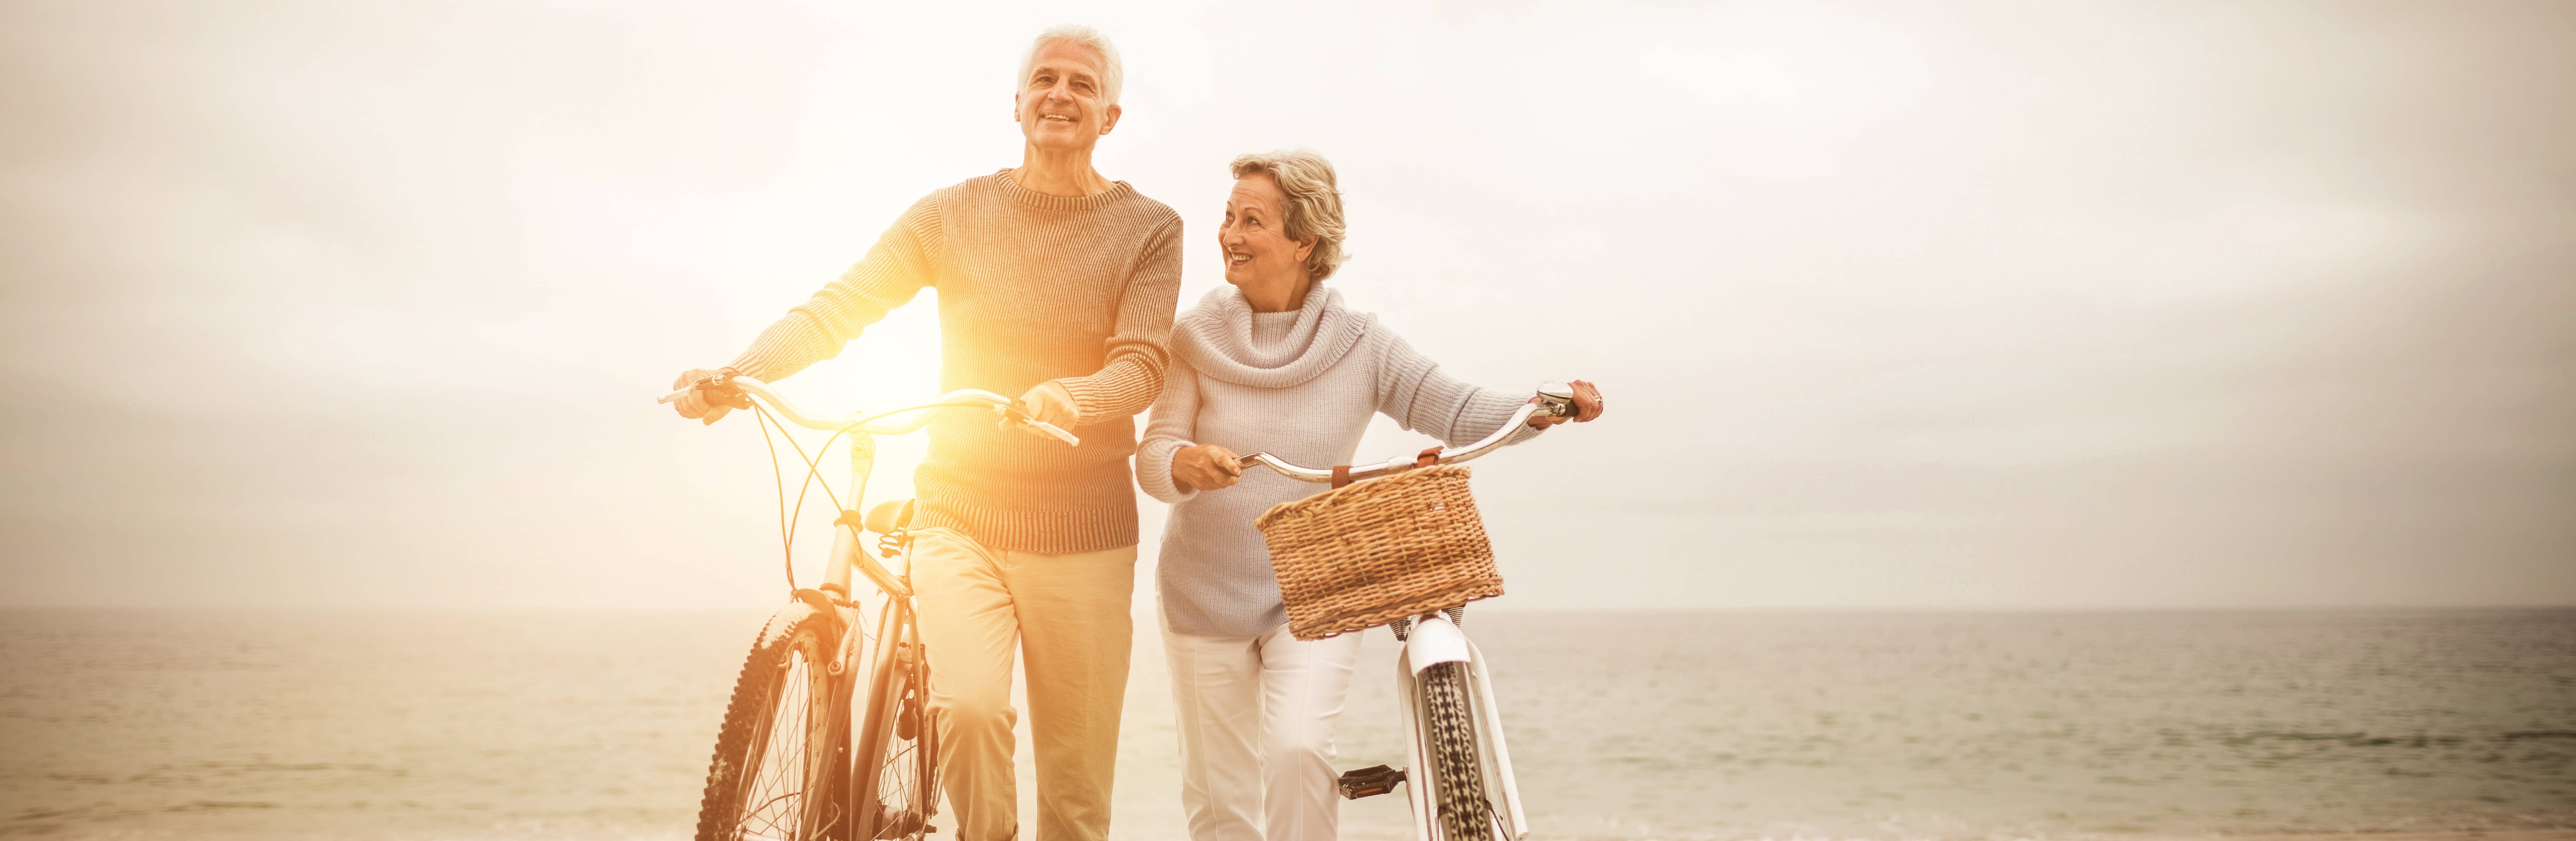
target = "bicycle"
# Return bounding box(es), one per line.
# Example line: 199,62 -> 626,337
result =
659,372 -> 1077,841
1235,383 -> 1582,841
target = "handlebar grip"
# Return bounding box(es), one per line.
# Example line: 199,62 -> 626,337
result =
660,372 -> 747,408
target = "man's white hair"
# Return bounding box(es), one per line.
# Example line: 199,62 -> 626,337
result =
1018,24 -> 1124,107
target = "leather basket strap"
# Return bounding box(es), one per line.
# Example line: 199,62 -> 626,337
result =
1415,446 -> 1443,468
1331,465 -> 1351,489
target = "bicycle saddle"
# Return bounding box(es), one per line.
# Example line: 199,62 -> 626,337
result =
863,499 -> 916,534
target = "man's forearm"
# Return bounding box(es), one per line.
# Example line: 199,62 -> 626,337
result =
722,195 -> 939,383
1053,352 -> 1164,426
725,310 -> 839,383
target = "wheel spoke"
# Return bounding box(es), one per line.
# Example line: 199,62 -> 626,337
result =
736,649 -> 816,839
850,612 -> 934,841
695,605 -> 854,841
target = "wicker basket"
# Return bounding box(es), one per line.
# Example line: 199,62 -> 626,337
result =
1255,465 -> 1503,640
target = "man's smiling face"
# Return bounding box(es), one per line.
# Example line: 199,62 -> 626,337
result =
1015,40 -> 1120,152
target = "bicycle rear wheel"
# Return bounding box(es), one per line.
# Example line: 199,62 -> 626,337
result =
850,602 -> 937,839
696,601 -> 846,841
1420,660 -> 1498,840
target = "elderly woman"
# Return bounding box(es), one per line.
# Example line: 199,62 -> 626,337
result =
1137,149 -> 1603,841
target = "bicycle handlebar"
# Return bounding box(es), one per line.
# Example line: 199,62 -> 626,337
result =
1234,383 -> 1578,483
658,375 -> 1079,445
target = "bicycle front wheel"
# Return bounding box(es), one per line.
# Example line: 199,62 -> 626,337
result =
1420,660 -> 1498,840
696,600 -> 846,841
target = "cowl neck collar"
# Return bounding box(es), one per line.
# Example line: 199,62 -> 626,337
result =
1173,286 -> 1372,389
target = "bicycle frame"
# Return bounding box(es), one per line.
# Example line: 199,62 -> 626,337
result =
665,375 -> 1076,840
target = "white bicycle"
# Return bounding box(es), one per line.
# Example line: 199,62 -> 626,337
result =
1234,384 -> 1584,841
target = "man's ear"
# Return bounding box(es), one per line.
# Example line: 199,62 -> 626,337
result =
1099,103 -> 1122,135
1013,92 -> 1023,124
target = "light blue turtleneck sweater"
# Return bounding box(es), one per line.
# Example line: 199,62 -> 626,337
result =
1137,286 -> 1543,638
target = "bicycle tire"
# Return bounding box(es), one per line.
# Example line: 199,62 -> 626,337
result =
695,600 -> 846,841
1420,661 -> 1498,840
850,603 -> 936,840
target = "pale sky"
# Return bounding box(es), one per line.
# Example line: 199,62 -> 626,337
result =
3,0 -> 2570,610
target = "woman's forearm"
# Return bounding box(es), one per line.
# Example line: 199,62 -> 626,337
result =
1375,331 -> 1548,448
1136,435 -> 1199,503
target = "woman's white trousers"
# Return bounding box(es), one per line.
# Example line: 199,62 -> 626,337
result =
1162,621 -> 1366,841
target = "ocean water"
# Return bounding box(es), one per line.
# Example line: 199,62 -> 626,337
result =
2,608 -> 2570,840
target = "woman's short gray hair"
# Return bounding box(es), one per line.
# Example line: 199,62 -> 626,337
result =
1231,149 -> 1348,282
1019,24 -> 1124,107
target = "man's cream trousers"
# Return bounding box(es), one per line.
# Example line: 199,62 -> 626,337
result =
910,527 -> 1137,841
1162,621 -> 1365,841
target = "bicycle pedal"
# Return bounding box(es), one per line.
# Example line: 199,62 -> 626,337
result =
1337,764 -> 1406,799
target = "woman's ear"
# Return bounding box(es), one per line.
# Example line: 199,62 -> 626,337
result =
1294,235 -> 1317,263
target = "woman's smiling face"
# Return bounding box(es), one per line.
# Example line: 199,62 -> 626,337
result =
1218,173 -> 1314,302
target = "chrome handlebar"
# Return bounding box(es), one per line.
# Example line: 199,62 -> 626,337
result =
1235,383 -> 1578,483
658,375 -> 1079,445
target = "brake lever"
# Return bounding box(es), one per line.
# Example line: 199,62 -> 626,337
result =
993,403 -> 1081,446
1019,418 -> 1080,446
1534,381 -> 1578,416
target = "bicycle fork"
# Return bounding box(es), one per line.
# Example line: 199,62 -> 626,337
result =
1388,611 -> 1529,841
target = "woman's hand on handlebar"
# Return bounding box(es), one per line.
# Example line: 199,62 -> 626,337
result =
1172,443 -> 1245,492
1526,379 -> 1604,428
669,368 -> 750,425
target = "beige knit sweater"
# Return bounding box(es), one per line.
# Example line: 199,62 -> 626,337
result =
728,170 -> 1183,553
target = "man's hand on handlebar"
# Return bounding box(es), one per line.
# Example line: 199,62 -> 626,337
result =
670,368 -> 751,425
1172,443 -> 1244,492
1016,380 -> 1078,431
1526,379 -> 1605,428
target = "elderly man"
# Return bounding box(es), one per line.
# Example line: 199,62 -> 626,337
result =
669,25 -> 1179,841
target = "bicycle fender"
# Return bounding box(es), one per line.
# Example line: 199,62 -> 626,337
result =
791,589 -> 847,626
1403,612 -> 1470,675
